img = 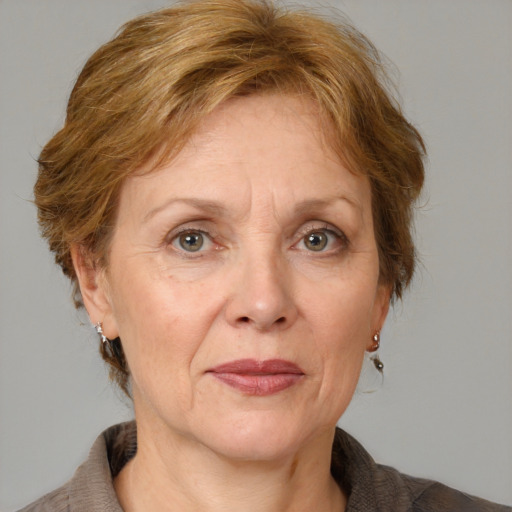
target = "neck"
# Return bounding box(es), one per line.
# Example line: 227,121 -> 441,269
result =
114,419 -> 346,512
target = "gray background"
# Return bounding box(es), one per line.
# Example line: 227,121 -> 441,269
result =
1,0 -> 511,510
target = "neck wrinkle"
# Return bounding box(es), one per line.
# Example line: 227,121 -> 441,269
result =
114,421 -> 346,512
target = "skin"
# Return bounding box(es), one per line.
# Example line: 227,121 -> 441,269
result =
73,94 -> 390,512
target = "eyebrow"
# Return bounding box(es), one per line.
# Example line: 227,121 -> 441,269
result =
293,196 -> 362,216
143,195 -> 362,224
142,198 -> 229,224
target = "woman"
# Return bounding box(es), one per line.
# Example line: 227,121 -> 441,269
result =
17,0 -> 510,511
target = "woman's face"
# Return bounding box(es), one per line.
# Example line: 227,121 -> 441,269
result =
82,94 -> 389,460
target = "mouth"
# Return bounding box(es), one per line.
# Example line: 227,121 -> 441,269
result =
207,359 -> 304,396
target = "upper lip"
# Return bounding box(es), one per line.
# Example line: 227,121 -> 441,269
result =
207,359 -> 304,375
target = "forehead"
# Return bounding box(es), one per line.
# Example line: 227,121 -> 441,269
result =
187,94 -> 341,169
121,94 -> 370,220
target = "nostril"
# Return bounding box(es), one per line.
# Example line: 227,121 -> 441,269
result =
237,316 -> 286,325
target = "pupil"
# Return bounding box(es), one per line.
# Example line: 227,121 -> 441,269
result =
306,232 -> 327,251
180,233 -> 203,252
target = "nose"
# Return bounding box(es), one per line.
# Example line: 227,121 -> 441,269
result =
225,249 -> 298,332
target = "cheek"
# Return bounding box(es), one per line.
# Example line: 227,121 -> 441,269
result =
306,274 -> 377,347
304,276 -> 377,398
108,265 -> 222,380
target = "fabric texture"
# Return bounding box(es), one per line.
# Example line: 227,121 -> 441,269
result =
18,422 -> 511,512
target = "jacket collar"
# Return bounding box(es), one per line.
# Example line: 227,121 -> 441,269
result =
66,421 -> 420,512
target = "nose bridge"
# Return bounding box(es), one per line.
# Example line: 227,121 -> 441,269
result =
226,236 -> 297,330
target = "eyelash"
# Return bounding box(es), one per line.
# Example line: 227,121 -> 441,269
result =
166,223 -> 349,256
167,227 -> 217,257
294,223 -> 349,254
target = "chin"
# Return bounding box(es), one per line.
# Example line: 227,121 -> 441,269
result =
192,412 -> 320,462
203,432 -> 298,462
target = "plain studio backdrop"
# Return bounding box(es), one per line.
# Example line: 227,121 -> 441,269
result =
1,0 -> 511,510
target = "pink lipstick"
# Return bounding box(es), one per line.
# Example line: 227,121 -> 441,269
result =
207,359 -> 304,396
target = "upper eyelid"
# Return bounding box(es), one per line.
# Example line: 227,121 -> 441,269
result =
293,223 -> 350,249
296,222 -> 347,239
166,223 -> 217,241
173,226 -> 211,236
164,221 -> 348,245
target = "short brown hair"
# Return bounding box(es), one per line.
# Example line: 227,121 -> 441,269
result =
35,0 -> 425,394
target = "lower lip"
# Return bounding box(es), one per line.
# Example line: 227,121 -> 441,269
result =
211,373 -> 303,396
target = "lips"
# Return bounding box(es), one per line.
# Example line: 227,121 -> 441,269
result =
207,359 -> 304,396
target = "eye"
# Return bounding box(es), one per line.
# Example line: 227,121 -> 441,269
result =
171,230 -> 211,253
304,231 -> 329,251
295,225 -> 348,253
178,232 -> 204,252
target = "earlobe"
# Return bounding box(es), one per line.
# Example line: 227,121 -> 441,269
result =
70,244 -> 118,339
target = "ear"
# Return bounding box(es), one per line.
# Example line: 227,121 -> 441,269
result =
71,244 -> 119,340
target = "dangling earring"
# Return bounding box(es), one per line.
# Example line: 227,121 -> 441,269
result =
368,331 -> 384,374
372,355 -> 384,373
358,331 -> 384,393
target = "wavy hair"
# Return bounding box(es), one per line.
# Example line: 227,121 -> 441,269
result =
35,0 -> 425,394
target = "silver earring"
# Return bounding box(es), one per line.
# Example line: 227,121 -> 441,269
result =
94,322 -> 109,345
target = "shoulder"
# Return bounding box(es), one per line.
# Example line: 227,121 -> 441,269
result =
332,428 -> 511,512
16,486 -> 70,512
385,466 -> 511,512
17,422 -> 134,512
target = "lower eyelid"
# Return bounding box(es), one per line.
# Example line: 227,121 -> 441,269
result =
293,230 -> 348,253
165,226 -> 347,252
